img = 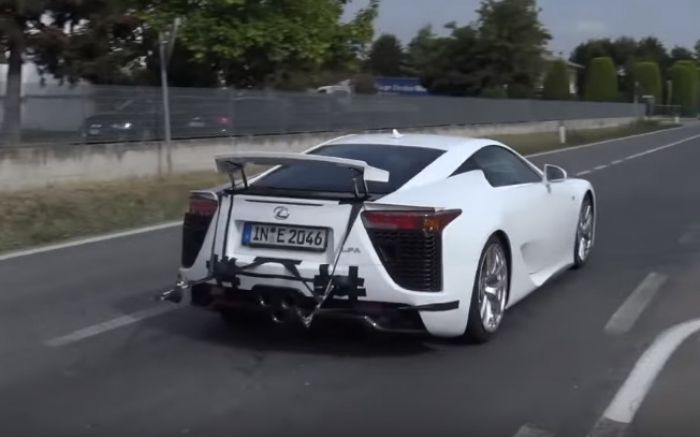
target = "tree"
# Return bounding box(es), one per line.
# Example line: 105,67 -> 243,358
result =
141,0 -> 379,89
0,1 -> 146,143
476,0 -> 551,96
669,62 -> 698,115
695,39 -> 700,62
670,46 -> 695,64
410,24 -> 484,96
367,34 -> 404,76
542,60 -> 571,100
570,38 -> 613,98
405,25 -> 438,77
631,62 -> 662,103
636,37 -> 669,67
584,57 -> 618,101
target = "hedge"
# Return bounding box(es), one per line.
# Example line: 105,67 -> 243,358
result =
632,62 -> 662,103
542,60 -> 571,100
584,57 -> 618,102
669,61 -> 698,116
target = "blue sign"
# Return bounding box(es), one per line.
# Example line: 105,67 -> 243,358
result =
375,77 -> 428,96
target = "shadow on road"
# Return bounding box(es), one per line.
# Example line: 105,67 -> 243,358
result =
116,293 -> 445,357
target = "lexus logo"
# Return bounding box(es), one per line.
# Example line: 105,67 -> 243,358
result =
273,206 -> 290,220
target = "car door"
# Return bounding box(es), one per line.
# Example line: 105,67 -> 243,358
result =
469,146 -> 560,277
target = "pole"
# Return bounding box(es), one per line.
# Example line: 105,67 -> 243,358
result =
158,18 -> 181,175
159,32 -> 172,174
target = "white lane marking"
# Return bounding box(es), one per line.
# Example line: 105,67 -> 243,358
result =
45,305 -> 179,347
513,424 -> 554,437
593,164 -> 608,171
622,133 -> 700,161
604,272 -> 667,335
526,123 -> 690,158
576,170 -> 593,176
0,221 -> 182,262
611,159 -> 623,165
590,318 -> 700,436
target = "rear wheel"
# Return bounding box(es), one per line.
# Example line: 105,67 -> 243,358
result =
464,235 -> 510,343
573,195 -> 594,268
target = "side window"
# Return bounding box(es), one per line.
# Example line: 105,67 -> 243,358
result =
472,146 -> 542,187
450,157 -> 479,176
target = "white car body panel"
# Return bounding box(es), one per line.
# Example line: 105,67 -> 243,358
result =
177,133 -> 595,338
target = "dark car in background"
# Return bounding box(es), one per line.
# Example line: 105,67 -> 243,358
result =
81,97 -> 234,143
80,95 -> 296,142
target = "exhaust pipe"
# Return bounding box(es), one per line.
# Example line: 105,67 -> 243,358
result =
260,293 -> 302,325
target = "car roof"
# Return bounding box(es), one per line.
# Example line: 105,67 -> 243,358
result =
323,133 -> 498,154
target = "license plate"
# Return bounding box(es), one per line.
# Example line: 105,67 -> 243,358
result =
89,128 -> 100,135
242,223 -> 328,251
188,121 -> 205,127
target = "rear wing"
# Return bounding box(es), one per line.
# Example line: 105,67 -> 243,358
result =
215,152 -> 390,184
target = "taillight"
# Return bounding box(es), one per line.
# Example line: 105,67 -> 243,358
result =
182,194 -> 218,268
215,116 -> 232,126
189,195 -> 218,217
361,209 -> 461,232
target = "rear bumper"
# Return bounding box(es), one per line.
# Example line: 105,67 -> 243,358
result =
190,283 -> 459,335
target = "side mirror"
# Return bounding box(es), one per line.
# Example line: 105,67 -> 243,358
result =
543,164 -> 567,183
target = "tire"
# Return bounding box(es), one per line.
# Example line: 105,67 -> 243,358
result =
464,235 -> 510,343
573,195 -> 594,269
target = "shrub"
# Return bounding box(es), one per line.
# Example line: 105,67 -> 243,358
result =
584,57 -> 618,101
669,61 -> 698,116
542,60 -> 571,100
631,62 -> 662,103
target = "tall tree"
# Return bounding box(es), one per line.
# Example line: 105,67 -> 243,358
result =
367,34 -> 404,76
636,37 -> 669,68
476,0 -> 551,97
669,46 -> 695,64
141,0 -> 379,89
695,39 -> 700,62
0,1 -> 141,143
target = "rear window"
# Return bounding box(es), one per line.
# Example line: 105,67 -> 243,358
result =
251,144 -> 443,195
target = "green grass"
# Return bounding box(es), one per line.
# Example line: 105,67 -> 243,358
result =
0,120 -> 677,254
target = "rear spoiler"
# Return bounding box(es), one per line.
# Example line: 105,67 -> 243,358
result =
215,152 -> 390,184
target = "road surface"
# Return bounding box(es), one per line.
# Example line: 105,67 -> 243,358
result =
2,124 -> 700,437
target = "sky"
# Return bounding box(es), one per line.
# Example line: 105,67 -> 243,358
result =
344,0 -> 700,57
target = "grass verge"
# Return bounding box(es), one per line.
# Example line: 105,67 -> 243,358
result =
0,119 -> 678,254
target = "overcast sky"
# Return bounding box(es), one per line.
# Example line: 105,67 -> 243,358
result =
344,0 -> 700,56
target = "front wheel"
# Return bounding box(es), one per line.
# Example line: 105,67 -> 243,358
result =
573,195 -> 594,268
464,235 -> 510,343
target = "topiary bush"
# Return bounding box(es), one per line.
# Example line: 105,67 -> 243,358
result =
584,57 -> 619,101
632,61 -> 662,103
542,60 -> 571,100
669,61 -> 698,116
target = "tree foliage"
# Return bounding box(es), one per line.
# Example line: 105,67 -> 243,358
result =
669,61 -> 698,115
407,0 -> 550,97
367,34 -> 404,76
631,62 -> 662,103
476,0 -> 551,97
141,0 -> 379,88
584,57 -> 618,102
542,60 -> 571,100
0,0 -> 135,142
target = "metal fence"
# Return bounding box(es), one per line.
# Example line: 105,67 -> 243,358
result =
0,84 -> 645,147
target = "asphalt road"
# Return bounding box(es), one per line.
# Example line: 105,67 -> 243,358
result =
3,123 -> 700,437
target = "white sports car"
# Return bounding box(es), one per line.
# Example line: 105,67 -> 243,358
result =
162,132 -> 596,342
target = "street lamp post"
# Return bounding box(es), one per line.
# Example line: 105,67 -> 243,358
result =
159,18 -> 181,174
